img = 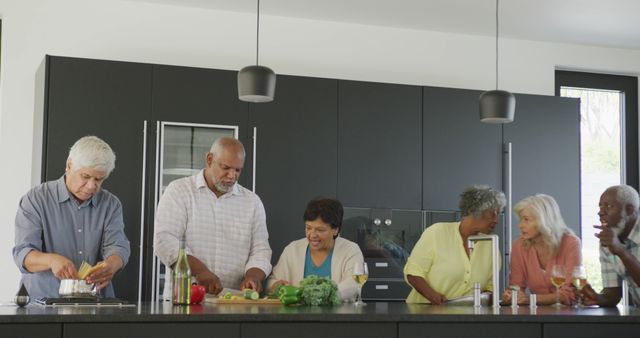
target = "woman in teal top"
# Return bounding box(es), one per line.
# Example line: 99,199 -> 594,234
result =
267,198 -> 364,301
304,245 -> 334,278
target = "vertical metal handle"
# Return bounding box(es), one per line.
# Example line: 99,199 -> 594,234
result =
622,279 -> 629,308
492,236 -> 500,309
505,142 -> 513,252
137,121 -> 148,304
151,121 -> 162,302
252,127 -> 257,193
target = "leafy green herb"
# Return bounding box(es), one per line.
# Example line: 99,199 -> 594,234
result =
299,275 -> 342,306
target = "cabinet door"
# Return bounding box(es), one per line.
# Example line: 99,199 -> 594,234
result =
43,56 -> 152,301
504,94 -> 580,238
422,86 -> 502,211
338,81 -> 422,209
544,323 -> 640,338
1,324 -> 61,338
400,323 -> 541,338
249,75 -> 338,266
65,323 -> 239,338
242,323 -> 396,338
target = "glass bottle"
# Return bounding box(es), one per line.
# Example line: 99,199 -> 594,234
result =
172,235 -> 191,305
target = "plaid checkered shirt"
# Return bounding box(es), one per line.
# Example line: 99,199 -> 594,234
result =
600,220 -> 640,306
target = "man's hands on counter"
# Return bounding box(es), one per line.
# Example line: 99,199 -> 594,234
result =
194,270 -> 223,295
184,255 -> 266,295
580,284 -> 600,306
185,255 -> 223,295
240,268 -> 266,293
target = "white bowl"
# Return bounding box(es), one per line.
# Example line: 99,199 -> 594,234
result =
59,279 -> 95,297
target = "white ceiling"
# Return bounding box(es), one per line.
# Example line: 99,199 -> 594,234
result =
124,0 -> 640,50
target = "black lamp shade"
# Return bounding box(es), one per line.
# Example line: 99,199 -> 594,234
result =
238,65 -> 276,103
479,90 -> 516,123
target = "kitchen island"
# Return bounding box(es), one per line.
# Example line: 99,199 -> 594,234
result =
0,302 -> 638,338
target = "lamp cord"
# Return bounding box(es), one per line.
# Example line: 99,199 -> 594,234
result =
495,0 -> 499,90
256,0 -> 260,65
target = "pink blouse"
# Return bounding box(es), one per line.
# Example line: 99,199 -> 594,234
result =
508,233 -> 581,298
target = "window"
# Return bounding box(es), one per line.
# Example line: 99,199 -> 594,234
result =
556,70 -> 638,291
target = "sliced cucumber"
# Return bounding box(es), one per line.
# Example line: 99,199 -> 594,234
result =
244,289 -> 259,300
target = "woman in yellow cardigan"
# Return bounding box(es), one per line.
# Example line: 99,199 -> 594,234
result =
404,185 -> 506,304
267,198 -> 364,301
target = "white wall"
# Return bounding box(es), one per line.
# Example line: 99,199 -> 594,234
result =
0,0 -> 639,302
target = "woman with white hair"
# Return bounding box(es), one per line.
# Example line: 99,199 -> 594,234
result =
503,194 -> 581,306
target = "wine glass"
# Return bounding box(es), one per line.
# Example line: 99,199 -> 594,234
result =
550,264 -> 565,307
352,262 -> 369,306
572,265 -> 587,308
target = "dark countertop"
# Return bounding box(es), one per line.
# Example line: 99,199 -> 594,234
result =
1,301 -> 639,324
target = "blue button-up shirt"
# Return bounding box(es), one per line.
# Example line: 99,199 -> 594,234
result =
12,176 -> 130,300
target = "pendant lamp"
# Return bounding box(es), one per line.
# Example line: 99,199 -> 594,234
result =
238,0 -> 276,103
479,0 -> 515,123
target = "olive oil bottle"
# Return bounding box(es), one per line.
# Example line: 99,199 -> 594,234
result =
172,235 -> 191,305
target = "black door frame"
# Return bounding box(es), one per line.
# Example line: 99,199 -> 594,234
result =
555,70 -> 639,191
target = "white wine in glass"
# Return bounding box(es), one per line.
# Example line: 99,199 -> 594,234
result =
352,262 -> 369,306
572,265 -> 587,307
550,264 -> 565,307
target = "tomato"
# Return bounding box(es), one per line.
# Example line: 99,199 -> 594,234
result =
190,283 -> 206,304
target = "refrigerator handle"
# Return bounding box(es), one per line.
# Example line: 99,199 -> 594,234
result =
252,127 -> 257,193
137,121 -> 148,303
504,142 -> 513,252
151,121 -> 162,302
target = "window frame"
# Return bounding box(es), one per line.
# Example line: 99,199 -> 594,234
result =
555,70 -> 639,190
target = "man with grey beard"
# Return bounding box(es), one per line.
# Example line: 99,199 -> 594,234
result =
582,185 -> 640,307
154,137 -> 271,301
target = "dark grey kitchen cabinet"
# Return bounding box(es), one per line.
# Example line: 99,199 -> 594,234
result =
338,80 -> 422,210
544,323 -> 640,338
421,88 -> 579,230
422,86 -> 503,211
41,56 -> 152,302
504,94 -> 581,239
242,323 -> 396,338
64,323 -> 239,338
249,75 -> 338,265
150,64 -> 250,187
400,323 -> 541,338
0,324 -> 61,338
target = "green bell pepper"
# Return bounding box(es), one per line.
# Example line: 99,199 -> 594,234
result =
278,285 -> 301,305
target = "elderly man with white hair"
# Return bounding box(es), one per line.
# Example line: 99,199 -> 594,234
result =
582,184 -> 640,307
12,136 -> 130,300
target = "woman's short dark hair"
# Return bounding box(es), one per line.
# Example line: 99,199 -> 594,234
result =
303,198 -> 344,237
